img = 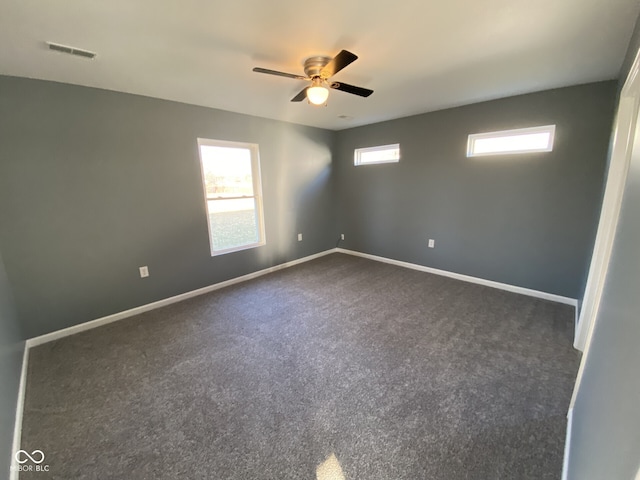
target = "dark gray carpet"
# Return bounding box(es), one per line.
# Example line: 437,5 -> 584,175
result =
20,253 -> 579,479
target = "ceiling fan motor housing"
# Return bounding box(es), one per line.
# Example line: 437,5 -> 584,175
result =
303,56 -> 332,79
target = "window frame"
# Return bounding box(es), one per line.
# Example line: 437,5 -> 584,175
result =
466,125 -> 556,157
354,143 -> 401,166
196,138 -> 266,257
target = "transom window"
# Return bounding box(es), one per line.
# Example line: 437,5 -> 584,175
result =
467,125 -> 556,157
354,144 -> 400,166
197,138 -> 265,256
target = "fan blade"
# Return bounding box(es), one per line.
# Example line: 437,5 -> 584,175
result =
321,50 -> 358,78
291,87 -> 309,102
252,67 -> 307,80
330,82 -> 373,97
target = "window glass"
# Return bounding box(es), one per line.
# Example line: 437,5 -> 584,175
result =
197,139 -> 265,255
467,125 -> 556,157
354,144 -> 400,165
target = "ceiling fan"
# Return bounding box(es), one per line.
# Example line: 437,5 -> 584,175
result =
252,50 -> 373,106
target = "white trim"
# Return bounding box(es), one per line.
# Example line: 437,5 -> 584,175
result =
10,345 -> 29,480
561,407 -> 574,480
336,248 -> 577,306
23,246 -> 578,350
26,249 -> 335,348
574,50 -> 640,352
467,125 -> 556,157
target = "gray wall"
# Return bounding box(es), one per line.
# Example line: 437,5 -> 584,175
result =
334,82 -> 617,299
0,251 -> 24,479
567,14 -> 640,479
0,76 -> 336,338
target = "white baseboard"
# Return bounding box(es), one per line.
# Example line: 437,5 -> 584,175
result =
10,344 -> 29,480
336,248 -> 578,307
26,247 -> 578,349
562,407 -> 574,480
26,249 -> 336,348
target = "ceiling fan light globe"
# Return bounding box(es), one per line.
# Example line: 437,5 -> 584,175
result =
307,86 -> 329,105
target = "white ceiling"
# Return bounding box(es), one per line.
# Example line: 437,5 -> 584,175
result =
1,0 -> 638,130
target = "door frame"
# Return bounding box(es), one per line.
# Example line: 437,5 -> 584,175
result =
564,45 -> 640,479
574,49 -> 640,351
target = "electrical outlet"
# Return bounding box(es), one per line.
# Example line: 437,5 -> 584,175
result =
341,234 -> 345,240
139,266 -> 149,278
297,233 -> 303,242
428,239 -> 435,248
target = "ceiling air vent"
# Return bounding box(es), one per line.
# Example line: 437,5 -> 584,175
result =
46,42 -> 97,59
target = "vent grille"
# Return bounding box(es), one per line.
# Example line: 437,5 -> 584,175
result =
46,42 -> 96,59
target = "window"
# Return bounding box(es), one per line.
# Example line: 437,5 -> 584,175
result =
354,144 -> 400,166
467,125 -> 556,157
197,138 -> 265,256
